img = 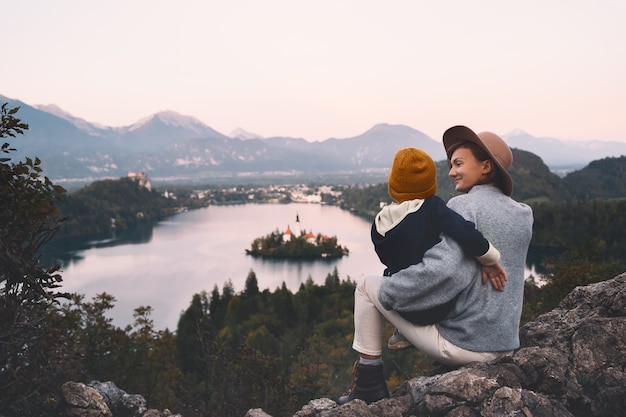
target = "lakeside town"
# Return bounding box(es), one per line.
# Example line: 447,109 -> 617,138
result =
126,170 -> 366,214
183,183 -> 347,206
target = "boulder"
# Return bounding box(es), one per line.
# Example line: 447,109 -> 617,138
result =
61,380 -> 181,417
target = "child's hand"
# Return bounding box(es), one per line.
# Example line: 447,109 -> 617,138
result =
481,263 -> 507,291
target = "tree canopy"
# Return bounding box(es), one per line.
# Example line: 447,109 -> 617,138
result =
0,104 -> 67,412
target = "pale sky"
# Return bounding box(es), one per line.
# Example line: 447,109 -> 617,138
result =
3,0 -> 626,142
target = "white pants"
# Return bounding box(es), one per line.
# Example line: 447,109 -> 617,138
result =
352,274 -> 511,367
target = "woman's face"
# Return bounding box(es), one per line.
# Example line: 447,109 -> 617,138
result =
448,147 -> 492,193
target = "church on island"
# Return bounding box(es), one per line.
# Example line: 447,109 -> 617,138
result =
282,214 -> 324,245
246,214 -> 349,259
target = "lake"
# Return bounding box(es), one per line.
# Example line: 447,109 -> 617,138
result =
51,203 -> 385,330
48,203 -> 542,331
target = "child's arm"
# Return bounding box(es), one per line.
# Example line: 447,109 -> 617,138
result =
476,243 -> 507,290
480,262 -> 507,291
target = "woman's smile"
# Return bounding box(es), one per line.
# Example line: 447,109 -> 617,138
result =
448,147 -> 490,193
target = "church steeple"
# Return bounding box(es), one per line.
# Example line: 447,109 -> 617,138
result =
294,213 -> 301,236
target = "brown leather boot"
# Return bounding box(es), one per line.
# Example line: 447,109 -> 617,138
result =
337,360 -> 390,405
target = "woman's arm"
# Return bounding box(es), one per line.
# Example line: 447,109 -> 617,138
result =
378,235 -> 476,312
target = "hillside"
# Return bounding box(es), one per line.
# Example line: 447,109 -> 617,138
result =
508,148 -> 569,203
562,156 -> 626,200
53,177 -> 180,240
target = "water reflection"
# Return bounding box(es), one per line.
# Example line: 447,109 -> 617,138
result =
40,203 -> 551,330
525,245 -> 562,278
42,204 -> 384,329
43,222 -> 155,267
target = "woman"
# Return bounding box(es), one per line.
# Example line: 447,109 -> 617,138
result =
337,125 -> 534,405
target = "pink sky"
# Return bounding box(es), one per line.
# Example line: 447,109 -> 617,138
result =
3,1 -> 626,142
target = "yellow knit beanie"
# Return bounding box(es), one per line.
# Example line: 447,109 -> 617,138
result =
388,147 -> 437,203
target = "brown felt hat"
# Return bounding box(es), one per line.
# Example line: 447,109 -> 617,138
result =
388,147 -> 437,203
443,125 -> 513,196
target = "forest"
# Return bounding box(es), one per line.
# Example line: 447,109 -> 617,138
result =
2,103 -> 625,417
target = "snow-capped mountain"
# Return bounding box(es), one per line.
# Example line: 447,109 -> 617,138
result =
126,110 -> 213,135
230,127 -> 264,140
3,94 -> 626,186
34,103 -> 109,136
109,110 -> 229,153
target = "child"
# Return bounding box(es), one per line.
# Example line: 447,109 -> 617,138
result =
371,147 -> 506,349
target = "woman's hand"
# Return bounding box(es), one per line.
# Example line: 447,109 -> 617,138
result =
481,263 -> 507,291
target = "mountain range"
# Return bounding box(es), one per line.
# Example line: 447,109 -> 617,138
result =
3,94 -> 626,187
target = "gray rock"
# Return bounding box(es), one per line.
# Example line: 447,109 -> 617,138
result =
61,380 -> 181,417
245,408 -> 274,417
293,398 -> 336,417
61,381 -> 112,417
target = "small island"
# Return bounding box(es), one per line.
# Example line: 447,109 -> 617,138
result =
246,214 -> 349,259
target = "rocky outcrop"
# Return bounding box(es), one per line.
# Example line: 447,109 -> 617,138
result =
61,381 -> 181,417
519,272 -> 626,417
262,273 -> 626,417
60,274 -> 625,417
